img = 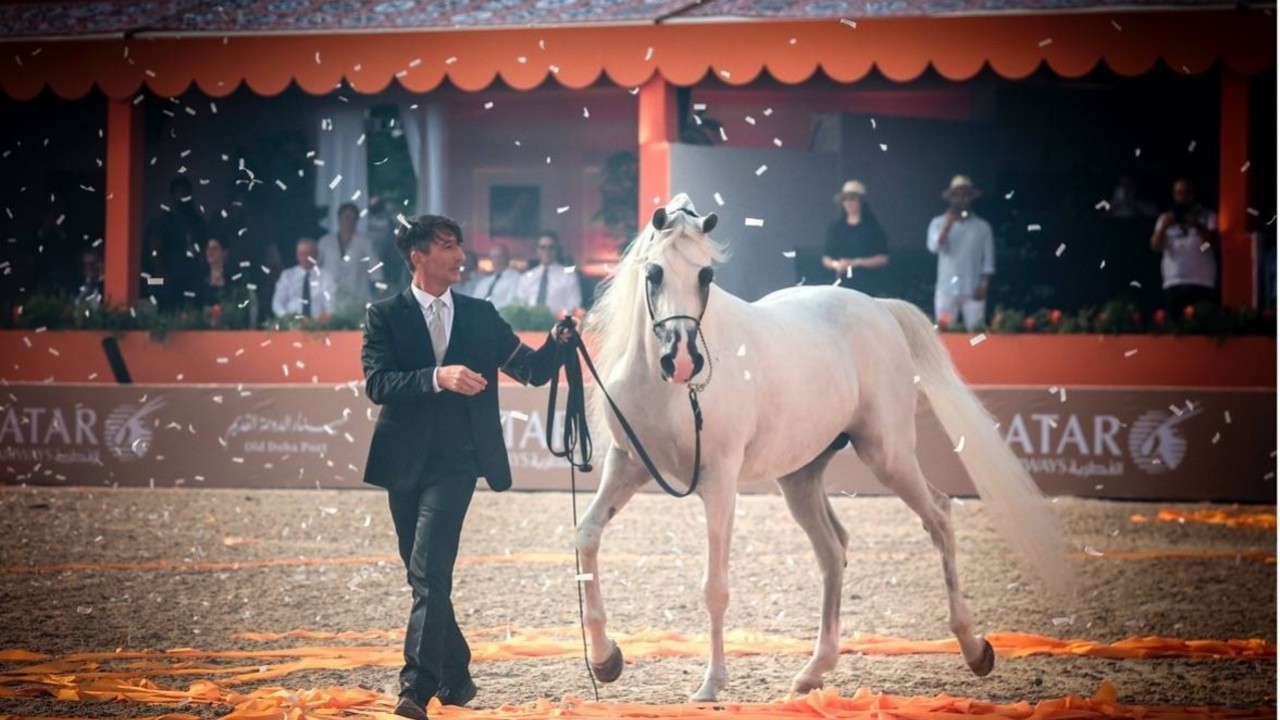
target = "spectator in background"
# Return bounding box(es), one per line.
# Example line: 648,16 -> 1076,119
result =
35,199 -> 76,296
453,250 -> 480,297
273,237 -> 334,321
822,180 -> 890,297
74,250 -> 104,309
319,202 -> 383,317
195,237 -> 232,308
927,175 -> 995,330
1151,178 -> 1219,314
470,244 -> 522,309
367,196 -> 406,295
516,231 -> 581,317
212,184 -> 276,310
146,176 -> 208,309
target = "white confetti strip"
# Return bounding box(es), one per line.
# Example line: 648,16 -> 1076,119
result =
954,435 -> 966,453
509,410 -> 529,422
713,192 -> 725,206
484,101 -> 494,110
754,165 -> 767,176
744,218 -> 764,227
328,175 -> 342,190
969,333 -> 987,346
1028,224 -> 1043,232
1124,349 -> 1138,358
1055,243 -> 1066,257
840,18 -> 857,28
556,205 -> 570,214
275,179 -> 287,191
782,250 -> 796,258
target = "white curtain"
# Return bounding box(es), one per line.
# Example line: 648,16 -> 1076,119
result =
314,104 -> 369,233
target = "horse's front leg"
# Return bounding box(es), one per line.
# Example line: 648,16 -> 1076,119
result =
574,444 -> 648,683
691,475 -> 737,703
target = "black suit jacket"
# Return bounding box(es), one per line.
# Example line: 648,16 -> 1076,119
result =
361,287 -> 560,494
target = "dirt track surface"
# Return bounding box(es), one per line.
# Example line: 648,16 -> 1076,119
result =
0,486 -> 1274,717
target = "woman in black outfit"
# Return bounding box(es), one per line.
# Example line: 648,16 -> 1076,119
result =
823,180 -> 890,297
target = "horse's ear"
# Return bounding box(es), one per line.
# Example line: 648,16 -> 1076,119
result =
651,208 -> 668,230
700,213 -> 718,234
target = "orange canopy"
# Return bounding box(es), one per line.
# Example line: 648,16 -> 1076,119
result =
0,11 -> 1273,101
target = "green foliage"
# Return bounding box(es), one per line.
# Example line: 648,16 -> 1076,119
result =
499,303 -> 557,332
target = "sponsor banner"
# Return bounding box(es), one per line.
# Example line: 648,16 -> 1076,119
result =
0,384 -> 1274,502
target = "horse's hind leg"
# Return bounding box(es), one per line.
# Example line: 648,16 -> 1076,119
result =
857,435 -> 994,676
574,444 -> 649,683
776,448 -> 846,694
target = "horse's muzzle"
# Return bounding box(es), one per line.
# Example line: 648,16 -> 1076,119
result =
659,331 -> 704,384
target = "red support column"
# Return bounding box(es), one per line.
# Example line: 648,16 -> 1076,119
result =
105,97 -> 143,308
637,75 -> 676,231
1218,69 -> 1252,309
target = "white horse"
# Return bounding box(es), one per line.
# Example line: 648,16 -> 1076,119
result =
574,194 -> 1073,702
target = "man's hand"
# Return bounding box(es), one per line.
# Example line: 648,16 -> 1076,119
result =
1156,212 -> 1175,233
437,365 -> 487,395
553,317 -> 577,345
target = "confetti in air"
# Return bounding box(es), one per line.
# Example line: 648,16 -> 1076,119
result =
745,218 -> 764,227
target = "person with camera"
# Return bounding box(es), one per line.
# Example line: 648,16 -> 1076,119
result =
1150,178 -> 1220,315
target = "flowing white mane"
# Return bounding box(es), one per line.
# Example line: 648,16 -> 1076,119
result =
584,211 -> 727,426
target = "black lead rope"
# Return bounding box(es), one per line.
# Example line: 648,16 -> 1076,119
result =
542,321 -> 705,703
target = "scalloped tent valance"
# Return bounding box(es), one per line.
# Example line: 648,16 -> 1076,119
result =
0,12 -> 1273,101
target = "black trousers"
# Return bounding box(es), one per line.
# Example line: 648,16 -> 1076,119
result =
389,470 -> 477,702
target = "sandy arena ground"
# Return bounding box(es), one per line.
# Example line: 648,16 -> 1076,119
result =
0,486 -> 1275,717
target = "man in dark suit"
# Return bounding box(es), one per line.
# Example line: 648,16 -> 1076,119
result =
362,214 -> 567,720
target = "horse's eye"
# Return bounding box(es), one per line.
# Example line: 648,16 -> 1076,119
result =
698,266 -> 714,287
646,263 -> 664,286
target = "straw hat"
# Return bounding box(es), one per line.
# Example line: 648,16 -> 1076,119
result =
833,179 -> 867,205
942,175 -> 981,200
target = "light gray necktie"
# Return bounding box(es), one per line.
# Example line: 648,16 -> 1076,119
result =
428,297 -> 447,365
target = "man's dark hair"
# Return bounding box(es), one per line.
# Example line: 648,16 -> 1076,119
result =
337,201 -> 360,219
396,215 -> 464,268
537,230 -> 560,246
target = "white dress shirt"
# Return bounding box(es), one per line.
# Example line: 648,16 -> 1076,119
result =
410,283 -> 454,393
927,213 -> 995,297
318,231 -> 384,314
1157,209 -> 1218,289
271,264 -> 335,319
515,262 -> 582,316
471,267 -> 523,309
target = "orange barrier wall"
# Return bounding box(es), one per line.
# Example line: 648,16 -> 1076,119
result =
0,330 -> 1273,388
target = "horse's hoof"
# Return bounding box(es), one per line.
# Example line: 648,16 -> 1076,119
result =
790,676 -> 823,695
590,641 -> 624,683
967,638 -> 995,677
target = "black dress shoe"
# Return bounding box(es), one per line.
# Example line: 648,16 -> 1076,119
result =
436,678 -> 477,707
393,695 -> 429,720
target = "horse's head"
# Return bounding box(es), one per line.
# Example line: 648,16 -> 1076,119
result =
643,194 -> 719,385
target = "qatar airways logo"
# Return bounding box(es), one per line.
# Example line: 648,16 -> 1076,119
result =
1002,406 -> 1198,478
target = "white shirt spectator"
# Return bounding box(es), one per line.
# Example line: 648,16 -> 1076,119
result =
318,231 -> 383,314
272,265 -> 335,319
927,213 -> 995,297
409,283 -> 454,393
516,262 -> 582,316
1157,209 -> 1218,289
470,267 -> 523,309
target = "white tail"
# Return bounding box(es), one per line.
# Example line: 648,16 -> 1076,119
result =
880,299 -> 1075,601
